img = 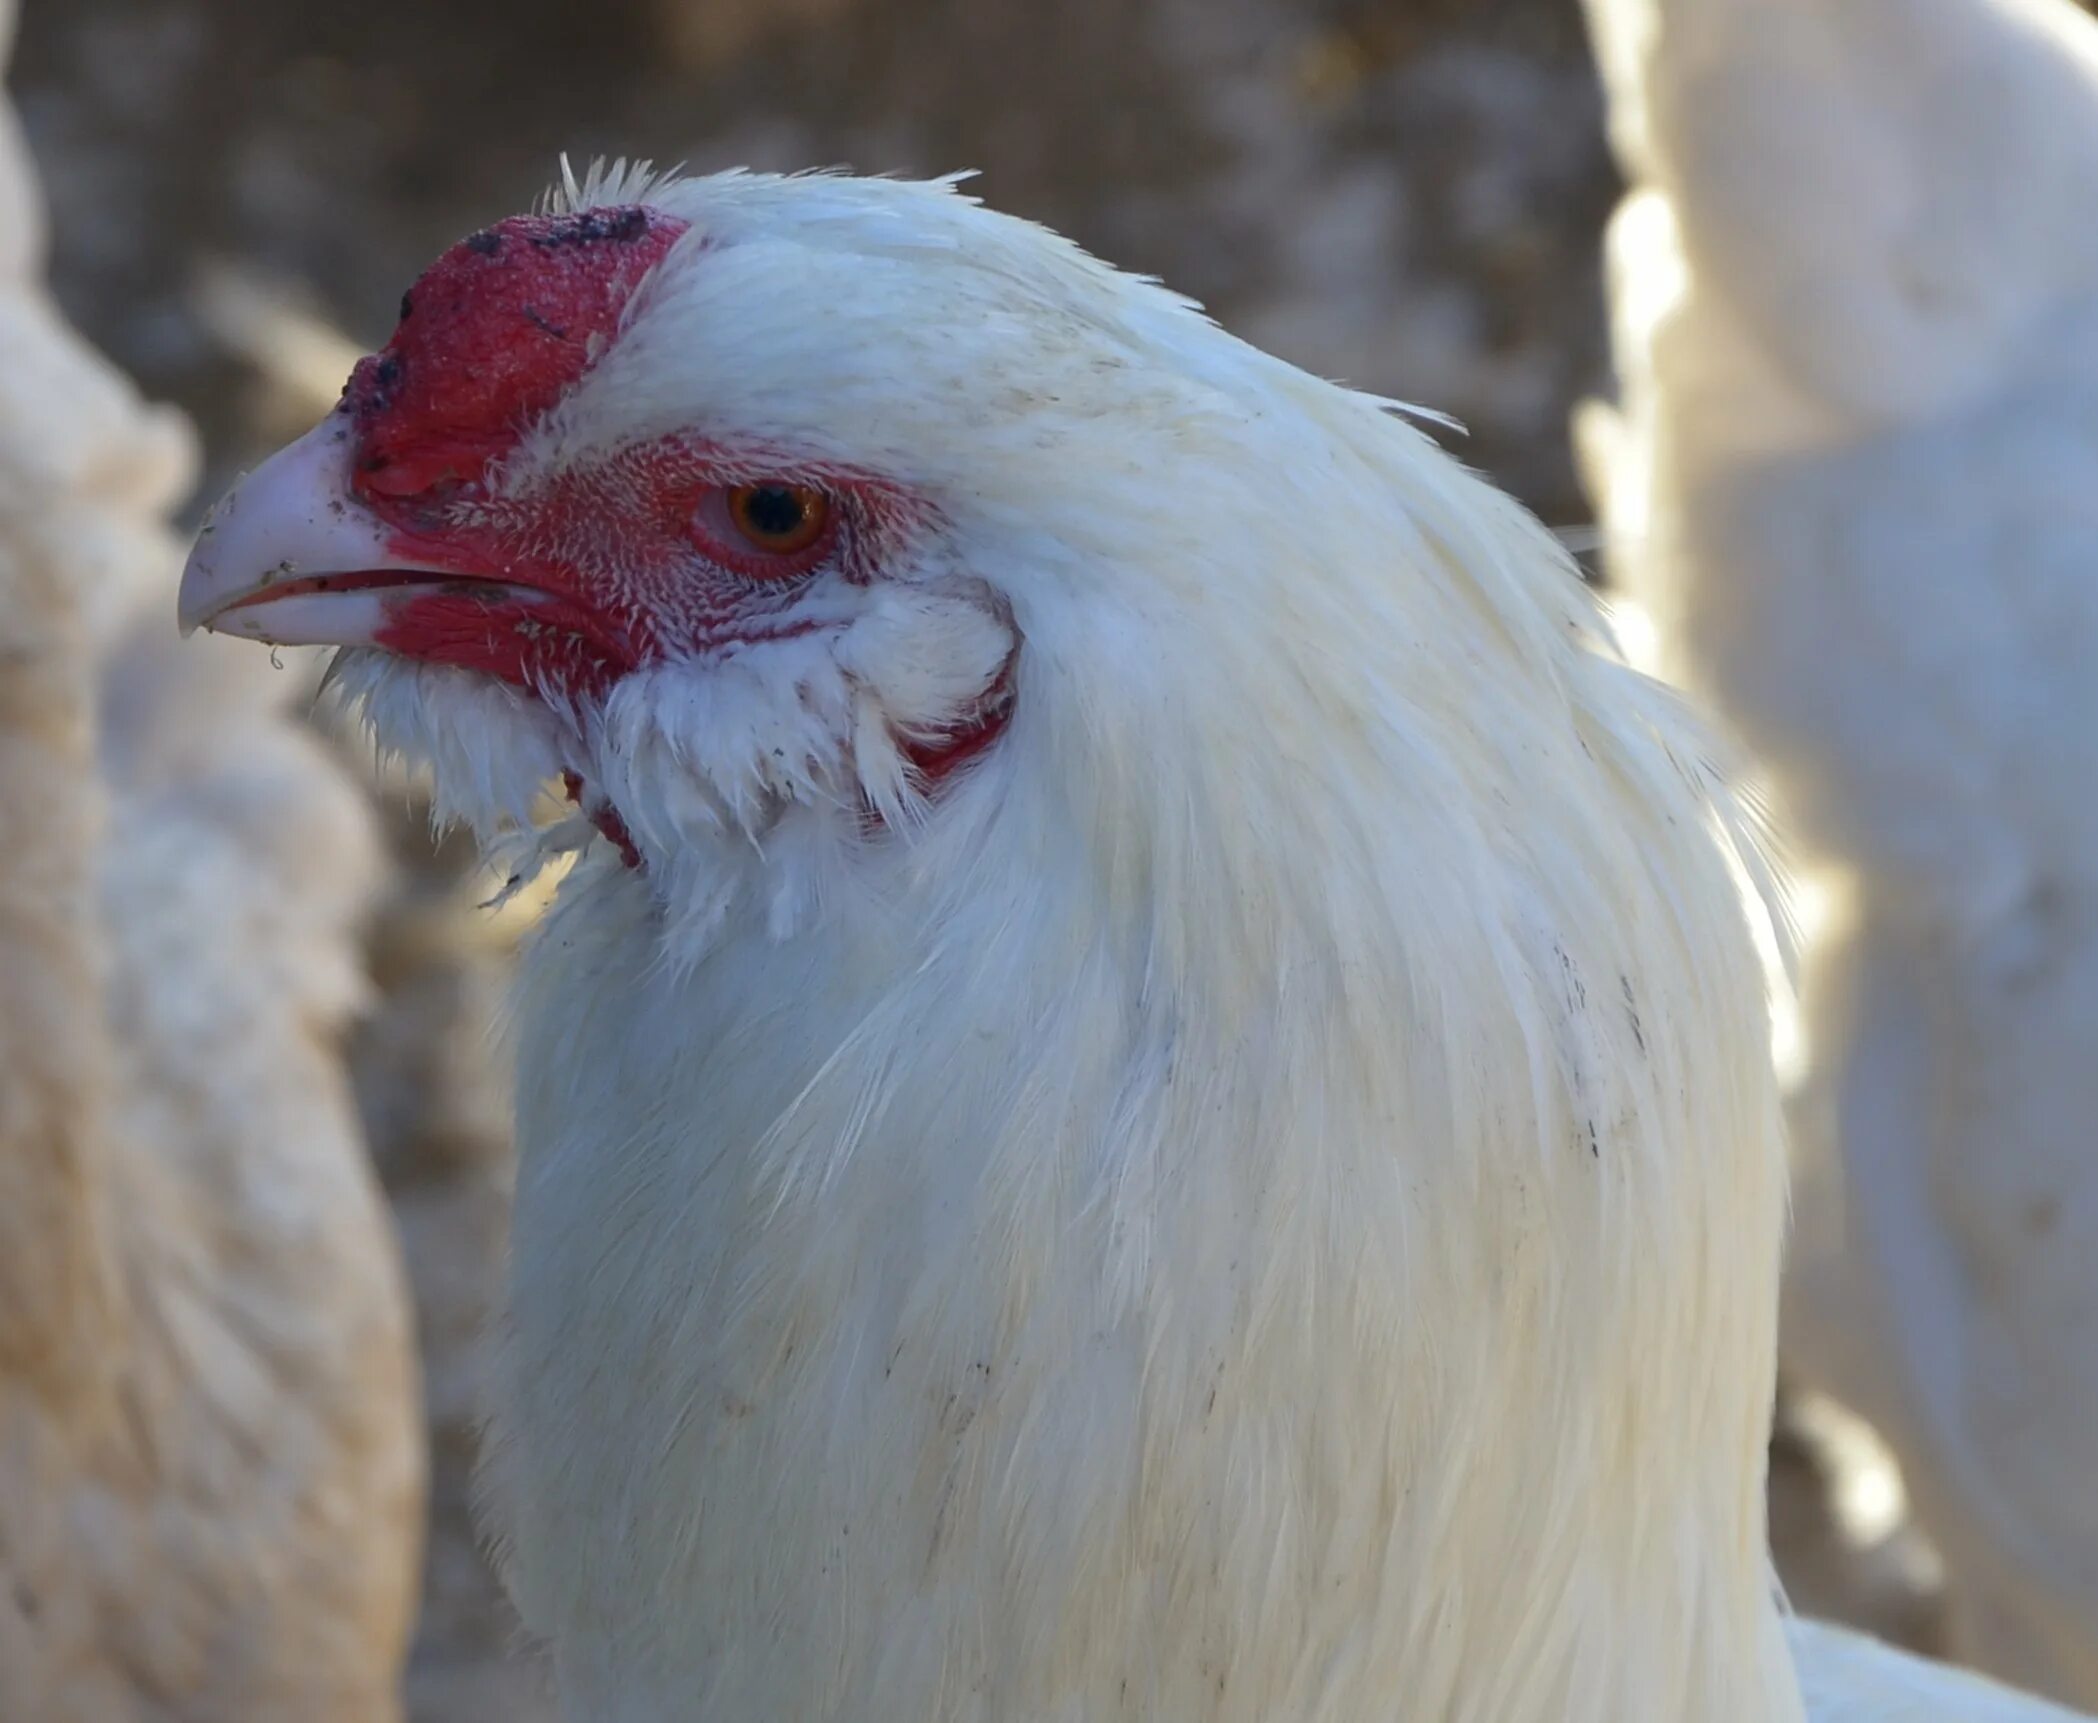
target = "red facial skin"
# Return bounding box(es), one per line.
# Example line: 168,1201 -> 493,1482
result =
348,431 -> 920,694
319,205 -> 1012,859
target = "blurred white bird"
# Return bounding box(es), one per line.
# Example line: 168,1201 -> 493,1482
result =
182,164 -> 2089,1721
1579,0 -> 2098,1702
0,1 -> 424,1715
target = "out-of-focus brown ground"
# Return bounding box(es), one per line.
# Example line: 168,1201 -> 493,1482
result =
9,1 -> 1944,1714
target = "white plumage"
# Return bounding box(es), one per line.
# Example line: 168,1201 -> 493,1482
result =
0,2 -> 424,1713
1579,0 -> 2098,1701
183,165 -> 2086,1721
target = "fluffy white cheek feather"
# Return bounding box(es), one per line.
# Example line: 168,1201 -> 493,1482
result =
323,649 -> 578,848
594,583 -> 1014,950
833,579 -> 1017,817
325,582 -> 1014,940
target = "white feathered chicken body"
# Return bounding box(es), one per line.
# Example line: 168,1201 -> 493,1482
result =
0,4 -> 423,1713
1580,0 -> 2098,1700
180,166 -> 2084,1721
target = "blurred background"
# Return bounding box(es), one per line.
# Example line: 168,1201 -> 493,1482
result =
12,0 -> 1614,525
7,0 -> 2097,1717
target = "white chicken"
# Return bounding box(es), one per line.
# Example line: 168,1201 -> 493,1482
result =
180,164 -> 2089,1723
0,0 -> 424,1714
1578,0 -> 2098,1701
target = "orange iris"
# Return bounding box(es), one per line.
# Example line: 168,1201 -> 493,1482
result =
725,483 -> 829,555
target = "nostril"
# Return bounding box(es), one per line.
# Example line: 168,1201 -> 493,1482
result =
359,456 -> 430,499
355,448 -> 478,504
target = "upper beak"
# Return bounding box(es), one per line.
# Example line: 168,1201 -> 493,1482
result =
178,413 -> 455,645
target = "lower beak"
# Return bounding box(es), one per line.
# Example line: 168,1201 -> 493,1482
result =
179,413 -> 489,646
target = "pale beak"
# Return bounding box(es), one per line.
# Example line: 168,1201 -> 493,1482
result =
178,413 -> 465,646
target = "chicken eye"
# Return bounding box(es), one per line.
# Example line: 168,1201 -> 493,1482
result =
724,483 -> 828,555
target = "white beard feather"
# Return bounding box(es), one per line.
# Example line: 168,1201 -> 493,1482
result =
322,578 -> 1014,958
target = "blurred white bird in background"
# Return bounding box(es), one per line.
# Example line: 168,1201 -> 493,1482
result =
1580,0 -> 2098,1703
183,163 -> 2090,1721
0,0 -> 424,1715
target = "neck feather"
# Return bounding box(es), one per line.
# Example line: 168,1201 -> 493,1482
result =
492,430 -> 1805,1722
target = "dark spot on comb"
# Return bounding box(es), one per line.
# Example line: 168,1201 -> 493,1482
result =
344,204 -> 687,503
359,352 -> 405,414
398,290 -> 415,322
529,206 -> 653,249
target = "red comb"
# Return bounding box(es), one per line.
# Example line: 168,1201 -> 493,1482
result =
343,205 -> 689,503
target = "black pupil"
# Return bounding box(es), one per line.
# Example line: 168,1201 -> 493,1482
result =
743,486 -> 807,539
